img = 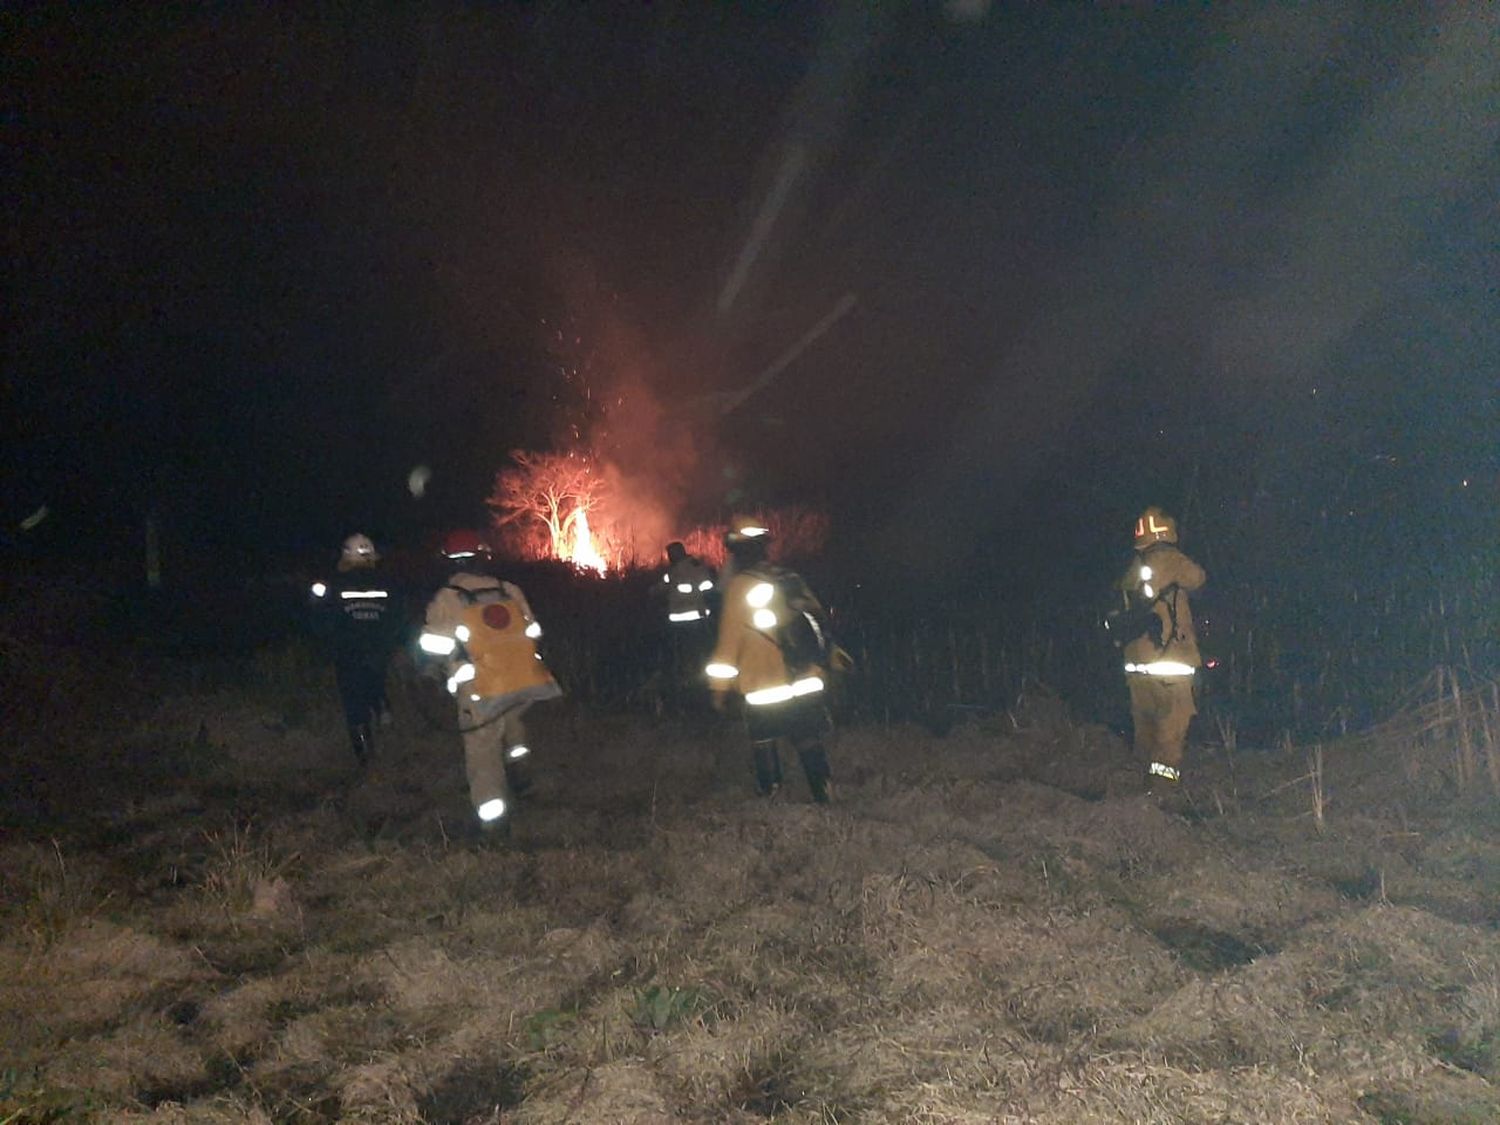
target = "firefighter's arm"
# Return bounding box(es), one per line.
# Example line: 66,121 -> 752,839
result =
705,590 -> 744,695
417,591 -> 462,663
305,579 -> 334,642
794,582 -> 851,672
1167,551 -> 1206,593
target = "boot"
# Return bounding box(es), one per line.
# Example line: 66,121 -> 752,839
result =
504,753 -> 533,797
752,741 -> 783,796
798,745 -> 832,804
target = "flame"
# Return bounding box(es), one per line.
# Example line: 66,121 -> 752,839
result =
567,508 -> 607,574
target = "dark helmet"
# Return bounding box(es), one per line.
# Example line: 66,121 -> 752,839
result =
665,541 -> 687,564
724,518 -> 770,564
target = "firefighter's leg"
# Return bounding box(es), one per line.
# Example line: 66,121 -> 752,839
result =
751,740 -> 783,796
375,663 -> 394,727
1128,676 -> 1167,787
501,703 -> 534,796
1153,680 -> 1195,780
461,698 -> 513,832
335,662 -> 374,767
794,736 -> 832,804
665,628 -> 686,714
783,696 -> 832,802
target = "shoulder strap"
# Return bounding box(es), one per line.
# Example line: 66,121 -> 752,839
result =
444,582 -> 507,606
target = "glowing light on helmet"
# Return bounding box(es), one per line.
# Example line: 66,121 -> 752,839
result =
341,534 -> 378,563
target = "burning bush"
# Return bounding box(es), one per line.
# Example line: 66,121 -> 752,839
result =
488,449 -> 830,573
487,450 -> 611,572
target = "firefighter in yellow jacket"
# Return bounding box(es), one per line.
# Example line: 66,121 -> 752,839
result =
1115,507 -> 1206,792
706,521 -> 843,802
418,529 -> 562,834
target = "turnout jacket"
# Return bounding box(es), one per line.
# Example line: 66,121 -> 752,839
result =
1116,542 -> 1206,672
707,564 -> 831,704
663,555 -> 715,622
310,566 -> 402,663
422,571 -> 561,707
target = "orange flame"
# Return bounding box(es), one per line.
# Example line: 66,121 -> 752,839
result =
567,508 -> 607,574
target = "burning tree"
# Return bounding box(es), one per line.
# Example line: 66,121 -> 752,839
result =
487,450 -> 610,572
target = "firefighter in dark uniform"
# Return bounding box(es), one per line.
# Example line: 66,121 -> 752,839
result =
1114,507 -> 1207,793
658,540 -> 716,710
417,530 -> 562,834
308,533 -> 401,769
706,521 -> 848,802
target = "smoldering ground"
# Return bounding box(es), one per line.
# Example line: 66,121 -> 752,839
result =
3,624 -> 1498,1124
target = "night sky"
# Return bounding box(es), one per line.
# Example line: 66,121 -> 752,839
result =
5,3 -> 1496,582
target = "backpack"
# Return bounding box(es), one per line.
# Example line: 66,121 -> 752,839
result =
1104,597 -> 1163,649
755,566 -> 834,673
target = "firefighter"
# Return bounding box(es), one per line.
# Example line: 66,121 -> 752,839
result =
1115,506 -> 1206,794
706,521 -> 846,802
658,540 -> 716,710
417,529 -> 562,835
308,533 -> 401,769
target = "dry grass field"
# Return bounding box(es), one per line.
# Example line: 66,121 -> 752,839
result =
3,652 -> 1498,1123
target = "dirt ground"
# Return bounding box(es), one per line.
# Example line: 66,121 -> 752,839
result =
2,664 -> 1498,1123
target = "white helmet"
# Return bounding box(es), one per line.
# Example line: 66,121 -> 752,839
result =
341,533 -> 379,566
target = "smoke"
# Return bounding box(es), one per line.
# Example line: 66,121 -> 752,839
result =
592,372 -> 700,562
536,258 -> 711,564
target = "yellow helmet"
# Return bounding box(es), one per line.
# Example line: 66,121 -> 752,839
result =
1133,507 -> 1178,549
724,516 -> 770,546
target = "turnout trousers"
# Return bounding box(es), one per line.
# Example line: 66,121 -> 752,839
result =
458,698 -> 532,817
744,694 -> 833,803
335,656 -> 388,765
1127,674 -> 1195,784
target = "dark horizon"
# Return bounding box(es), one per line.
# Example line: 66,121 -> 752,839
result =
4,3 -> 1495,583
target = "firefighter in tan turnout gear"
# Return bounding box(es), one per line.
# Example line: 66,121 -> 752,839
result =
706,521 -> 845,803
418,530 -> 561,835
1114,507 -> 1206,792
